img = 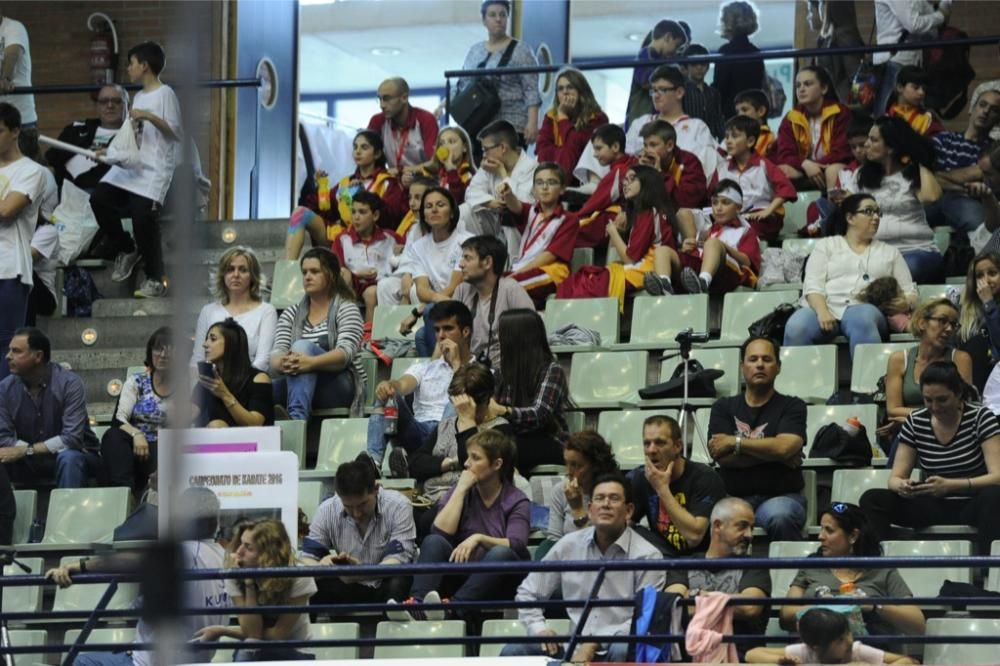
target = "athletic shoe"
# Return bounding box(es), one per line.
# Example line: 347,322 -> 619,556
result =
386,597 -> 424,622
355,451 -> 381,479
680,267 -> 708,294
643,272 -> 673,295
388,447 -> 409,479
422,591 -> 447,621
133,279 -> 167,299
111,250 -> 141,282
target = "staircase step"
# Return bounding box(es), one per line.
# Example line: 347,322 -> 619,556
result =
51,347 -> 145,371
40,315 -> 174,349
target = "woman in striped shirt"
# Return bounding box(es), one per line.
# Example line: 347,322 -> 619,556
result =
861,361 -> 1000,550
270,247 -> 367,419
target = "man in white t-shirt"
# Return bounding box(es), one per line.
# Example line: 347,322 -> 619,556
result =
90,41 -> 183,299
364,300 -> 475,473
0,102 -> 45,382
0,12 -> 36,157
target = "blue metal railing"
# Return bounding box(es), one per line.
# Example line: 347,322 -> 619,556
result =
4,553 -> 1000,660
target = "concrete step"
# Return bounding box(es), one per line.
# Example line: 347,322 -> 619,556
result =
91,299 -> 199,318
50,347 -> 145,371
75,367 -> 138,406
40,315 -> 174,349
190,218 -> 289,251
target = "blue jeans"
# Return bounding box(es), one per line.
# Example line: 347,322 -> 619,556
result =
501,639 -> 629,662
272,340 -> 355,420
0,278 -> 29,382
367,394 -> 439,463
783,303 -> 887,358
56,449 -> 104,488
410,533 -> 520,602
73,652 -> 135,666
874,60 -> 903,117
416,304 -> 437,357
926,191 -> 985,239
902,249 -> 944,284
744,493 -> 806,540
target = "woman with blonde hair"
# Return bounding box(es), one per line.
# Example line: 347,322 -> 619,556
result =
956,251 -> 1000,392
196,518 -> 317,661
193,247 -> 276,373
536,68 -> 608,184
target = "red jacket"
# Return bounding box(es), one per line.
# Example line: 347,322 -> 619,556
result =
775,102 -> 853,170
536,110 -> 609,183
664,148 -> 708,210
367,105 -> 439,168
575,154 -> 636,248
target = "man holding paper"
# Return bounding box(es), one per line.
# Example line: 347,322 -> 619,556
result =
45,84 -> 126,192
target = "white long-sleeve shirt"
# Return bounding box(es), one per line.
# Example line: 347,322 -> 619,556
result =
801,235 -> 917,319
874,0 -> 950,65
516,526 -> 664,649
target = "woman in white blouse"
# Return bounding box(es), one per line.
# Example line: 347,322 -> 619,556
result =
192,247 -> 277,373
784,193 -> 917,357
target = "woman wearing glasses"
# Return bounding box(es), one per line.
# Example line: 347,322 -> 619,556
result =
841,116 -> 942,283
101,327 -> 172,495
862,361 -> 1000,552
884,299 -> 973,435
784,194 -> 916,357
779,502 -> 925,639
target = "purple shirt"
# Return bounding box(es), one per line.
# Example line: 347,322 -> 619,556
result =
434,482 -> 530,559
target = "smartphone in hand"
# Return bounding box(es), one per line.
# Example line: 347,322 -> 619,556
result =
197,361 -> 215,378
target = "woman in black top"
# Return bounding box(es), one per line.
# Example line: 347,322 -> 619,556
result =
193,318 -> 273,427
861,361 -> 1000,550
713,1 -> 766,119
489,309 -> 569,475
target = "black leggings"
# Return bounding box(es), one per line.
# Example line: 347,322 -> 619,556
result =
861,485 -> 1000,549
100,427 -> 157,494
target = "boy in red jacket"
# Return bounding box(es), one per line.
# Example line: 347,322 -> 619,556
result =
575,124 -> 636,249
636,119 -> 707,209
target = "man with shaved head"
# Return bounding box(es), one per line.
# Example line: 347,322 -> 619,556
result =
368,77 -> 439,170
665,496 -> 771,659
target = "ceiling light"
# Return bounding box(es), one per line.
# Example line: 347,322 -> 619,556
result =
626,32 -> 643,42
370,47 -> 402,57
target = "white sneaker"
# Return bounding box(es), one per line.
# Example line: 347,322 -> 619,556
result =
111,250 -> 141,282
133,279 -> 167,299
423,590 -> 446,621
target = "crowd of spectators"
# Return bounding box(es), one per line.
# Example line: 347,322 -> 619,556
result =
3,0 -> 1000,662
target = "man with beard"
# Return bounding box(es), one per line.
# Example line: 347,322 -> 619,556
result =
665,497 -> 771,658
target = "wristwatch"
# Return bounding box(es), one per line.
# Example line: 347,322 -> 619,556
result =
410,308 -> 421,318
24,444 -> 33,457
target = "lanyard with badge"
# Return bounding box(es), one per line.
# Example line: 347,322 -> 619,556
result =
472,280 -> 499,368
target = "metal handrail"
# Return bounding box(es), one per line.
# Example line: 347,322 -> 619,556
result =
5,553 -> 1000,587
4,78 -> 262,95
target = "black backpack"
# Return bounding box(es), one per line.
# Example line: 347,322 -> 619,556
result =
62,267 -> 101,317
923,26 -> 976,120
810,422 -> 873,466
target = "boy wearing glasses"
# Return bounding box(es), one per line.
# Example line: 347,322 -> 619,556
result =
465,120 -> 536,246
46,84 -> 127,191
626,65 -> 717,183
498,162 -> 578,305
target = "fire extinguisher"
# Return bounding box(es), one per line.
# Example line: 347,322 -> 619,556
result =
87,12 -> 119,99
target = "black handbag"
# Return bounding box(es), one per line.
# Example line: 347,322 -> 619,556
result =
747,303 -> 799,342
809,422 -> 873,466
451,40 -> 519,139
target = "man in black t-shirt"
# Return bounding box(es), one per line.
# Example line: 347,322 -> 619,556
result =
665,497 -> 771,658
628,414 -> 726,557
707,336 -> 807,540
